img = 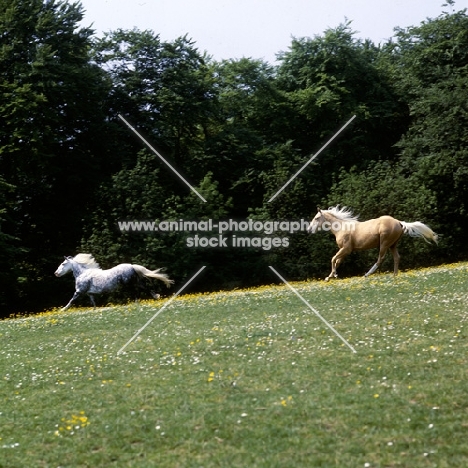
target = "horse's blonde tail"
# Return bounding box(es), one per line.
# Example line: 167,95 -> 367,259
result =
132,265 -> 174,287
400,221 -> 439,244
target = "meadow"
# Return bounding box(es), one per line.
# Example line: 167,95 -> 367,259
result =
1,263 -> 468,467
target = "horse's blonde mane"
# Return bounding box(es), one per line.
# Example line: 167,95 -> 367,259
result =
325,205 -> 360,222
73,253 -> 101,269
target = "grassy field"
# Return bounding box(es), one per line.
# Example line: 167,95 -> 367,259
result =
1,263 -> 468,467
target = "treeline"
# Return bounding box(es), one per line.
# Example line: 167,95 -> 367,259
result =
1,0 -> 467,315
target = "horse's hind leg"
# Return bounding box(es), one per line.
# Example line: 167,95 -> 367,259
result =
390,244 -> 400,276
88,294 -> 97,308
365,247 -> 388,277
133,276 -> 160,301
149,290 -> 160,299
365,262 -> 380,277
62,291 -> 82,311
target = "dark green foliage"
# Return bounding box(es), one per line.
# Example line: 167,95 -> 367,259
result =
276,23 -> 407,164
208,58 -> 291,213
92,29 -> 217,175
385,8 -> 468,257
0,0 -> 115,313
0,176 -> 20,308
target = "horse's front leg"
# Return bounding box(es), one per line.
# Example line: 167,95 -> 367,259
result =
325,258 -> 338,281
325,246 -> 351,281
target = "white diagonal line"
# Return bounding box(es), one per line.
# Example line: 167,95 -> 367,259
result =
117,266 -> 206,355
268,266 -> 357,353
267,115 -> 356,203
118,114 -> 207,203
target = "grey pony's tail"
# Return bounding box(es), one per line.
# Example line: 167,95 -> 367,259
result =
400,221 -> 439,244
131,265 -> 174,287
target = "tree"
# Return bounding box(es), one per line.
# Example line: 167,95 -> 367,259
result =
208,58 -> 293,213
92,30 -> 217,180
252,23 -> 407,235
0,176 -> 20,312
0,0 -> 112,313
384,7 -> 468,258
276,23 -> 407,167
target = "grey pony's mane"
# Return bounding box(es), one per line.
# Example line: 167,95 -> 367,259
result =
324,205 -> 360,222
72,253 -> 101,269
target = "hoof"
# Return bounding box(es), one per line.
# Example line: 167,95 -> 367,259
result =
325,274 -> 338,281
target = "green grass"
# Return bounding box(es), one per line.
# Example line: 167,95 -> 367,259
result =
1,263 -> 468,467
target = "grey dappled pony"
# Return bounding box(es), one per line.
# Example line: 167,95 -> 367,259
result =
55,254 -> 173,310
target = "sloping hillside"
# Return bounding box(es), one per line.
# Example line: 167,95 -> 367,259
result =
1,263 -> 467,467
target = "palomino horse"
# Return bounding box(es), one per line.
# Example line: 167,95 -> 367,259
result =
307,206 -> 438,281
55,254 -> 173,310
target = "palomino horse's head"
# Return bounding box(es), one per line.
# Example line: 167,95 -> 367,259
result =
307,207 -> 325,234
54,257 -> 74,277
